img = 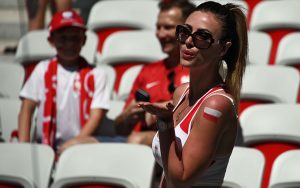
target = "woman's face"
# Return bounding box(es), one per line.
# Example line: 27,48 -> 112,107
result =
179,11 -> 225,68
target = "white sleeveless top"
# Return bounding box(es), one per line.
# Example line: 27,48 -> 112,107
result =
152,85 -> 237,186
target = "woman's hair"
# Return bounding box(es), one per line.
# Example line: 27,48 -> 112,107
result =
196,1 -> 248,107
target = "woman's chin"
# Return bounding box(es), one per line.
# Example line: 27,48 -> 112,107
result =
180,59 -> 193,67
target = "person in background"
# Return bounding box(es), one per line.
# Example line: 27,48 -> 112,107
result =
18,10 -> 110,155
107,0 -> 196,146
139,1 -> 248,187
25,0 -> 72,31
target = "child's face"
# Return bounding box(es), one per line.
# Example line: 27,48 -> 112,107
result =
49,27 -> 86,63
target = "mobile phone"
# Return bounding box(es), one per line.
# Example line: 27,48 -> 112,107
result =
135,89 -> 150,102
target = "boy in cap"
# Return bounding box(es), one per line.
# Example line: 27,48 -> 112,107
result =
18,10 -> 110,155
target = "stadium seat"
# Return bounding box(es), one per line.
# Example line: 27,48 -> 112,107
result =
269,150 -> 300,188
239,65 -> 300,114
0,98 -> 21,142
275,32 -> 300,70
51,143 -> 156,188
106,100 -> 125,121
0,143 -> 55,188
0,61 -> 24,99
99,30 -> 166,93
223,146 -> 265,188
87,0 -> 159,53
97,64 -> 116,99
250,0 -> 300,65
248,31 -> 272,65
240,104 -> 300,188
117,65 -> 143,101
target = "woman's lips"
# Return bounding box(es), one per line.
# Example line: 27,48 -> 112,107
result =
182,49 -> 195,60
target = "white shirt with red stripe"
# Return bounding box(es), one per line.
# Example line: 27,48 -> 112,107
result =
20,59 -> 110,146
152,85 -> 236,186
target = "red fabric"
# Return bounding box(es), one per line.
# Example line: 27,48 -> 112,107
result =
95,27 -> 132,53
251,142 -> 299,188
180,86 -> 223,134
43,57 -> 94,147
113,62 -> 146,92
79,68 -> 95,126
9,130 -> 19,142
125,59 -> 190,131
23,61 -> 39,83
49,10 -> 86,33
244,0 -> 262,27
0,184 -> 23,188
43,59 -> 57,146
266,30 -> 296,65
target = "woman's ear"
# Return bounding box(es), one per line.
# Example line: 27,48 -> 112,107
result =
220,41 -> 232,56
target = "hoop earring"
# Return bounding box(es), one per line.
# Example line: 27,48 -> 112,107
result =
218,60 -> 227,82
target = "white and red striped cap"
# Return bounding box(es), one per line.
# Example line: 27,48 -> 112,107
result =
49,10 -> 86,34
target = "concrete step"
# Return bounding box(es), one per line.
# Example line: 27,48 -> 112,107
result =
0,0 -> 23,9
0,1 -> 27,40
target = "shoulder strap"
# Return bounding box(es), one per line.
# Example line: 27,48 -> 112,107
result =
172,84 -> 189,112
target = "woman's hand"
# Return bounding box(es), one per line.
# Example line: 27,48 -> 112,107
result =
138,100 -> 174,120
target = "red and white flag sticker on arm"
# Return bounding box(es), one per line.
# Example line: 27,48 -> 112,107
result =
203,107 -> 222,123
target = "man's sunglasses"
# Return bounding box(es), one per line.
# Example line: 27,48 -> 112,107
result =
176,25 -> 216,49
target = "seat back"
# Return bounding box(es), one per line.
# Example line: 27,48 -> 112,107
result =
0,143 -> 55,188
239,65 -> 300,114
87,0 -> 159,52
100,30 -> 166,92
250,0 -> 300,65
223,146 -> 265,188
240,104 -> 300,188
0,62 -> 25,99
269,150 -> 300,188
117,65 -> 143,101
96,64 -> 116,99
51,143 -> 155,188
275,32 -> 300,70
106,100 -> 126,121
0,98 -> 21,142
248,31 -> 272,65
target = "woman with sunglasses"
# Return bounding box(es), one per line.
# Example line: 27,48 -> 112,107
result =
139,1 -> 248,187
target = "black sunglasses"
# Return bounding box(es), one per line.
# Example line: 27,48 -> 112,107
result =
176,25 -> 216,49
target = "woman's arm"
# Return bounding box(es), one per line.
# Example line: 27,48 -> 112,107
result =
18,98 -> 38,142
160,95 -> 233,187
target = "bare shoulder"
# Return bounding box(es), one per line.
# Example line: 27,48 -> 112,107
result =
201,91 -> 235,116
173,83 -> 189,104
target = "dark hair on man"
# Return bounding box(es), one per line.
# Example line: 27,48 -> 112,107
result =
158,0 -> 196,22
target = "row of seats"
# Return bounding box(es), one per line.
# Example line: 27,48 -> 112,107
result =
12,29 -> 300,92
86,0 -> 300,65
0,143 -> 156,188
1,142 -> 299,188
1,60 -> 299,118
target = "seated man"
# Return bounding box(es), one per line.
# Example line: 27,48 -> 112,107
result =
97,0 -> 196,146
18,10 -> 111,155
